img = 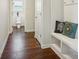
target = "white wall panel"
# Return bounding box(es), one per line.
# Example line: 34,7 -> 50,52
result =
0,0 -> 9,57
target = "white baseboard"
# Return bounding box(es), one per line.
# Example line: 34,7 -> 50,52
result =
35,34 -> 51,49
25,29 -> 35,32
41,44 -> 51,49
50,44 -> 63,58
0,33 -> 9,58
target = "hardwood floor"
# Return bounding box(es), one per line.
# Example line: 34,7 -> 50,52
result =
1,29 -> 60,59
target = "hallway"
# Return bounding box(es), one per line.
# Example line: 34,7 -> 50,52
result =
1,29 -> 60,59
0,0 -> 78,59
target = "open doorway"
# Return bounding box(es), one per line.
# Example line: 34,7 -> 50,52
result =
9,0 -> 25,32
9,0 -> 35,32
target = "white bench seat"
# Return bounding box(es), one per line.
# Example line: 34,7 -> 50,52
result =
51,33 -> 78,52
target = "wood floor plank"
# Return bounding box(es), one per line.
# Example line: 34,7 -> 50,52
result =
1,30 -> 60,59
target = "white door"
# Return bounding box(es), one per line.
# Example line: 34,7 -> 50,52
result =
35,0 -> 43,41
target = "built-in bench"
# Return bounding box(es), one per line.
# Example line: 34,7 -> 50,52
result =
50,33 -> 78,59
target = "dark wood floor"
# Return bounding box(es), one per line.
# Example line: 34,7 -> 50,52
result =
1,28 -> 60,59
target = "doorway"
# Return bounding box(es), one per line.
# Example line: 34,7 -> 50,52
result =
9,0 -> 25,32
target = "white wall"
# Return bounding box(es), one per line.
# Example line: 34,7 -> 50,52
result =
51,0 -> 64,32
41,0 -> 52,48
64,1 -> 78,39
24,0 -> 35,32
0,0 -> 9,57
64,3 -> 78,23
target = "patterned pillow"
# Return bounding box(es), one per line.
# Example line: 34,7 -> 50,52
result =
63,22 -> 78,39
54,21 -> 65,33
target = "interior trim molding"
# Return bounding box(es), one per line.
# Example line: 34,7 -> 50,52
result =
25,29 -> 35,32
0,33 -> 9,58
